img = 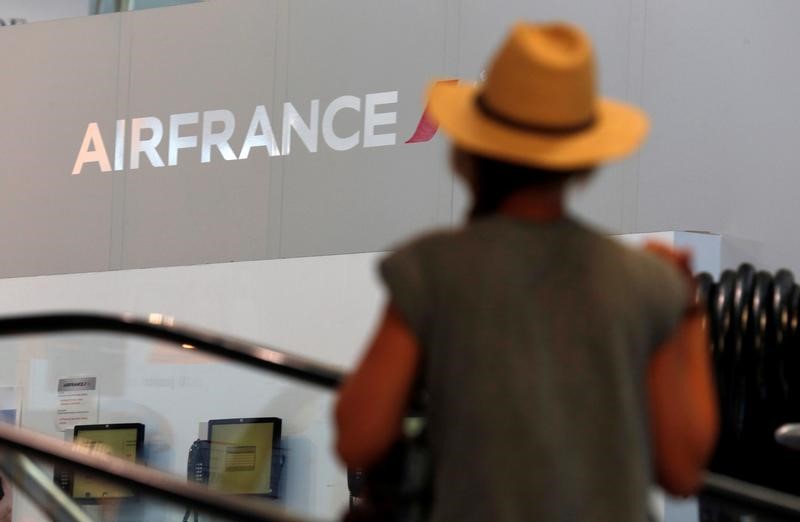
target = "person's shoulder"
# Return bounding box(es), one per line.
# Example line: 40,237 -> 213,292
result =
378,227 -> 466,317
563,220 -> 643,264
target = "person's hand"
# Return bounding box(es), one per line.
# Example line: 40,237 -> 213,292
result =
644,241 -> 692,280
645,241 -> 699,313
0,474 -> 11,522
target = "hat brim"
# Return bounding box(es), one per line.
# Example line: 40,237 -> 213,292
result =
427,81 -> 649,170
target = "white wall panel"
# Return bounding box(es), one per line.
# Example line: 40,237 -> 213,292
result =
636,0 -> 800,273
119,1 -> 281,269
0,14 -> 120,278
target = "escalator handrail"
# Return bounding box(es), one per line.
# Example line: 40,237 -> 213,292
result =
0,451 -> 94,522
8,426 -> 800,522
0,423 -> 314,522
0,312 -> 344,388
702,472 -> 800,517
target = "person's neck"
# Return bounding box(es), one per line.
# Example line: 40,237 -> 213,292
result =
499,186 -> 567,222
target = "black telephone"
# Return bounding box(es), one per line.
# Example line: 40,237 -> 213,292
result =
183,439 -> 211,522
185,438 -> 287,492
186,439 -> 211,485
183,436 -> 287,521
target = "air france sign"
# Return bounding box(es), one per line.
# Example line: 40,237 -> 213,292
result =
72,89 -> 444,175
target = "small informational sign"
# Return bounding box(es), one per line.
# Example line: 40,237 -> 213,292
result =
0,386 -> 19,426
56,377 -> 98,432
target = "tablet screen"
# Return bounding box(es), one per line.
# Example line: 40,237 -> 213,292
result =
72,424 -> 142,500
208,418 -> 280,496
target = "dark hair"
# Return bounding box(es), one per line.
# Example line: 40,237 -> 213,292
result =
468,154 -> 593,218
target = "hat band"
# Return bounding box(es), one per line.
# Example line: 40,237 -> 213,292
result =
476,94 -> 596,135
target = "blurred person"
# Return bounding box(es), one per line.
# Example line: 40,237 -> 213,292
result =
336,22 -> 718,522
0,473 -> 11,522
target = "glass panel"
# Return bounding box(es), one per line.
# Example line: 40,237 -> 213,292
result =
0,0 -> 203,26
0,2 -> 89,26
0,329 -> 345,520
0,449 -> 295,522
94,0 -> 202,15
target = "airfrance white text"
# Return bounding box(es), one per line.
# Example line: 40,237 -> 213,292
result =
72,91 -> 399,175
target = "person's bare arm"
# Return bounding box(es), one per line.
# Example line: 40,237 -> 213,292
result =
335,303 -> 421,469
0,474 -> 12,522
648,309 -> 718,495
645,243 -> 719,495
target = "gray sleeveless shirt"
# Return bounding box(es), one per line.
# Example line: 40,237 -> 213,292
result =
380,215 -> 688,522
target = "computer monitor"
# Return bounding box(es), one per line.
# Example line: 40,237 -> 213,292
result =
69,423 -> 144,501
207,417 -> 282,497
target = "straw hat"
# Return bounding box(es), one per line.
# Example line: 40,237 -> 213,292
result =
428,22 -> 649,170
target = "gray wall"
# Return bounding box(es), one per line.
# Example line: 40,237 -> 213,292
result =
0,0 -> 87,24
0,0 -> 797,278
634,0 -> 800,274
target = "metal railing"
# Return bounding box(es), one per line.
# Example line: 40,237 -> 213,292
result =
0,451 -> 92,522
0,311 -> 345,521
0,423 -> 310,522
0,312 -> 343,388
701,473 -> 800,520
